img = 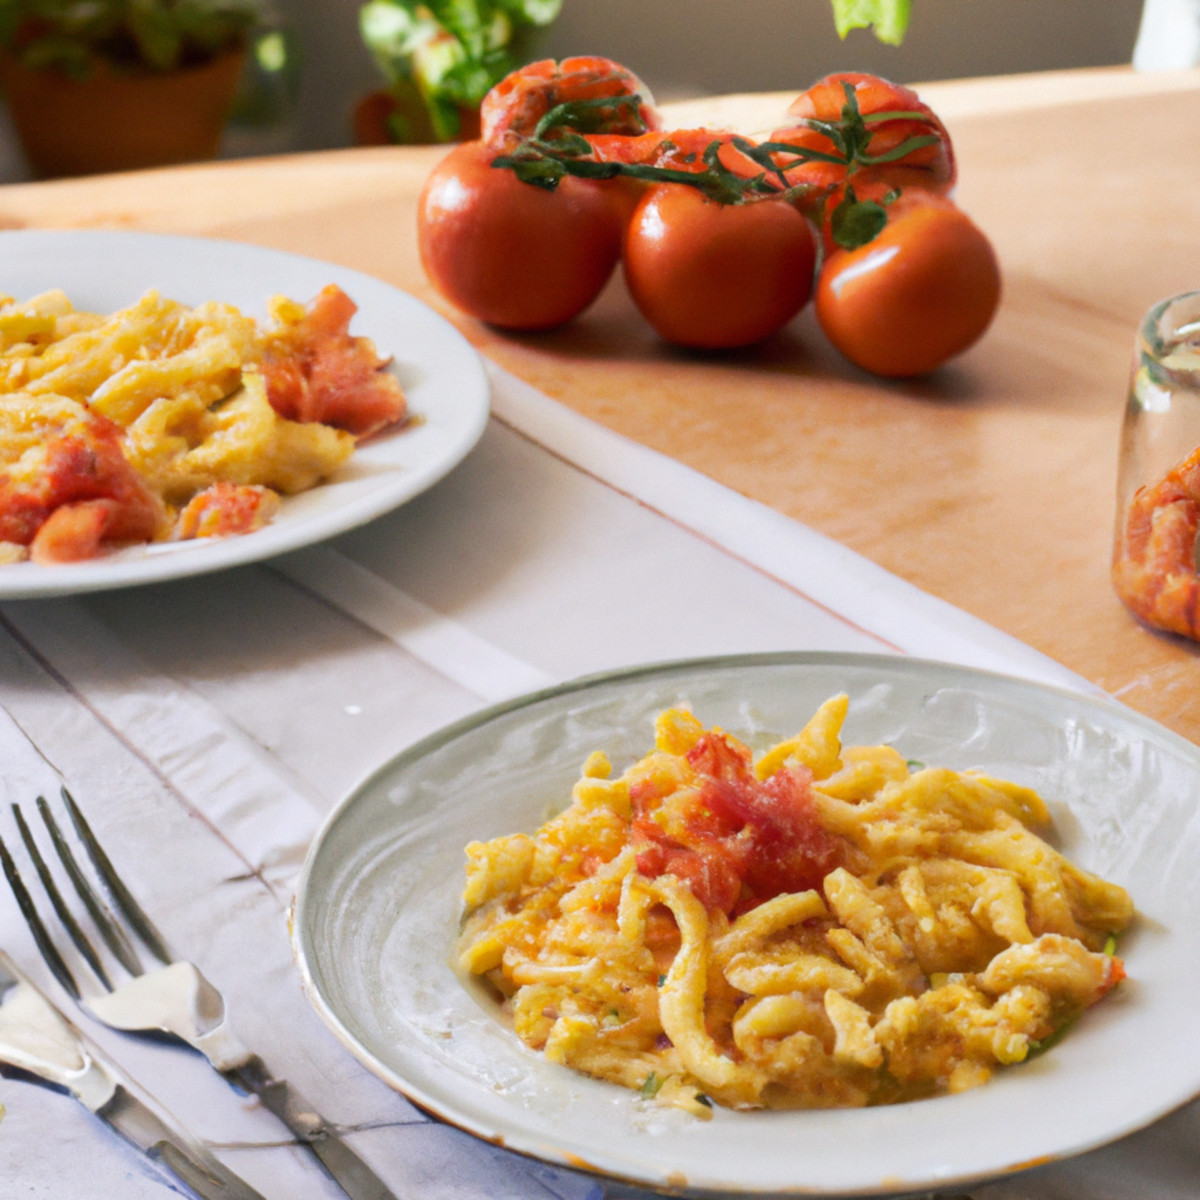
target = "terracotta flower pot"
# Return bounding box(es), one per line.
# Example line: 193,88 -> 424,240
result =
0,48 -> 246,178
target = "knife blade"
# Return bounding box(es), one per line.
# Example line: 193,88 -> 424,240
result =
97,1083 -> 269,1200
0,950 -> 267,1200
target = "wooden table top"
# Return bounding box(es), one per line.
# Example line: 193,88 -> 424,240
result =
2,64 -> 1199,742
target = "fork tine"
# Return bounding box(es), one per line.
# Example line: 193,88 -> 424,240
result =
60,788 -> 171,967
12,803 -> 116,989
34,798 -> 143,979
0,826 -> 81,1000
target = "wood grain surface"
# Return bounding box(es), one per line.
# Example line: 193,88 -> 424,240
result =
1,66 -> 1198,740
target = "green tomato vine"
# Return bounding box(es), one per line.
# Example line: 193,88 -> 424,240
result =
492,81 -> 938,251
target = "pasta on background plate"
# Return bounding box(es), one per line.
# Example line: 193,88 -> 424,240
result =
458,695 -> 1134,1115
0,283 -> 406,564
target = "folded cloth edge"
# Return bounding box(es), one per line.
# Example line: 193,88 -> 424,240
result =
484,362 -> 1097,697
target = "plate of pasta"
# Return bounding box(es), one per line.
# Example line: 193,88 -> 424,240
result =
0,229 -> 489,597
292,651 -> 1200,1197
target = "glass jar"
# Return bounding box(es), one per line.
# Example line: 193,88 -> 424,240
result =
1112,291 -> 1200,640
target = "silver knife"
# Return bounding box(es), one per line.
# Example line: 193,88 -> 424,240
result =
0,950 -> 267,1200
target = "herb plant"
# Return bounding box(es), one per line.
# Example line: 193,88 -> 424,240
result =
0,0 -> 264,78
359,0 -> 562,143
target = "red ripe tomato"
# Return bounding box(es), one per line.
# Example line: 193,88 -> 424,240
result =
645,128 -> 764,178
480,56 -> 660,150
622,184 -> 817,350
815,192 -> 1001,377
587,127 -> 760,176
588,127 -> 768,228
772,71 -> 956,197
418,139 -> 624,331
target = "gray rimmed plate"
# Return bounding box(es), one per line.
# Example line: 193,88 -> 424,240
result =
292,651 -> 1200,1197
0,229 -> 489,597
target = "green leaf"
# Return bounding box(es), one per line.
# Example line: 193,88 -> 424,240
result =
829,185 -> 890,251
433,0 -> 488,58
171,0 -> 260,56
358,0 -> 558,140
857,132 -> 941,166
360,0 -> 442,82
363,0 -> 520,120
129,1 -> 183,69
0,5 -> 20,44
830,0 -> 912,45
533,92 -> 646,140
491,151 -> 567,189
493,0 -> 562,27
1,0 -> 261,69
20,34 -> 95,76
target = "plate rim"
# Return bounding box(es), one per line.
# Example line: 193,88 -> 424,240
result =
0,228 -> 490,599
291,649 -> 1200,1198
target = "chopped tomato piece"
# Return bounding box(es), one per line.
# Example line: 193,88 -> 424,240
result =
632,730 -> 844,914
259,285 -> 407,439
30,501 -> 120,564
174,482 -> 280,540
634,820 -> 745,914
0,417 -> 165,562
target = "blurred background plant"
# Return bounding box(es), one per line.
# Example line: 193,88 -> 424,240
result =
355,0 -> 561,144
0,0 -> 1156,178
0,0 -> 299,177
0,0 -> 265,76
829,0 -> 912,44
353,0 -> 911,145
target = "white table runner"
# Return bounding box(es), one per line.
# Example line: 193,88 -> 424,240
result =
0,362 -> 1188,1199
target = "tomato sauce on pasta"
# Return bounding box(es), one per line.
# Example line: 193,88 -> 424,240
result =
458,696 -> 1133,1114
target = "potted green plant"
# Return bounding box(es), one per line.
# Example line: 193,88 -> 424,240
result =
354,0 -> 561,145
0,0 -> 265,177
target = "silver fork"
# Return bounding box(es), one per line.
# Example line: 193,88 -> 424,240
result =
0,789 -> 400,1200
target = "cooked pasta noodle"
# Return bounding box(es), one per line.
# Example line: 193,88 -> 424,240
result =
0,284 -> 406,563
458,696 -> 1133,1113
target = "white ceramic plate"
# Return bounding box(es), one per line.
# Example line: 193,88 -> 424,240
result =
0,229 -> 489,598
292,651 -> 1200,1198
